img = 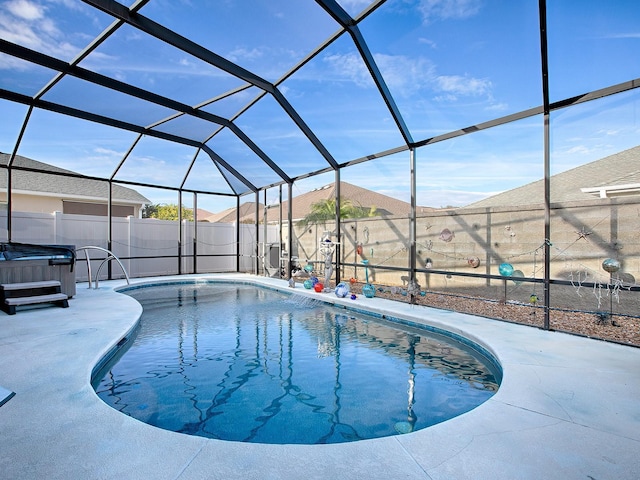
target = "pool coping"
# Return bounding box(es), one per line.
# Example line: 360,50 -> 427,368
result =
1,273 -> 639,479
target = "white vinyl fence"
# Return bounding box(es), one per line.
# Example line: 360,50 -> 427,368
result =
1,211 -> 280,282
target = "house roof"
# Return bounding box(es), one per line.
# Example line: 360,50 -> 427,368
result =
275,182 -> 418,221
207,182 -> 433,224
200,202 -> 264,223
466,145 -> 640,208
0,153 -> 150,205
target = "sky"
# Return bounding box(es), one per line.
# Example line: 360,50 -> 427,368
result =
1,0 -> 639,213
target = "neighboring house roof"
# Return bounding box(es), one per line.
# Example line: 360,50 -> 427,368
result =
466,145 -> 640,209
206,182 -> 433,224
200,202 -> 265,223
267,182 -> 431,222
0,153 -> 150,205
195,208 -> 216,222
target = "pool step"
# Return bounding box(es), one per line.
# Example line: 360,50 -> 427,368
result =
0,280 -> 69,315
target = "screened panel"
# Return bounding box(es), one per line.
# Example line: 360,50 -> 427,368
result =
548,89 -> 640,324
195,219 -> 239,273
0,1 -> 113,62
235,94 -> 332,178
180,193 -> 196,274
281,32 -> 406,164
549,89 -> 640,177
268,182 -> 290,278
199,86 -> 261,120
205,128 -> 284,188
336,1 -> 377,18
195,192 -> 237,222
547,1 -> 640,103
0,56 -> 58,97
414,117 -> 545,322
290,172 -> 336,280
182,150 -> 236,195
116,186 -> 180,278
217,162 -> 253,197
141,0 -> 338,83
340,153 -> 411,289
15,108 -> 140,177
40,75 -> 179,128
113,136 -> 197,188
0,162 -> 6,242
153,114 -> 223,144
416,117 -> 544,209
0,100 -> 28,154
360,0 -> 542,139
78,23 -> 247,107
256,185 -> 285,278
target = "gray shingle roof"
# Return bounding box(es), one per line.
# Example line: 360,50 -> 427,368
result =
202,202 -> 264,223
0,153 -> 150,204
269,182 -> 430,222
466,145 -> 640,208
205,182 -> 429,224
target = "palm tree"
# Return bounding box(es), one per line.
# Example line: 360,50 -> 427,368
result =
297,198 -> 374,227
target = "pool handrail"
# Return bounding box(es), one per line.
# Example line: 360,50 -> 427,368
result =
76,246 -> 130,289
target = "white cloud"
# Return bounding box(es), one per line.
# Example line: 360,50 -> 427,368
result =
0,0 -> 79,61
227,46 -> 266,63
5,0 -> 43,20
0,52 -> 32,70
418,0 -> 482,24
603,32 -> 640,39
418,37 -> 437,49
485,102 -> 508,112
322,52 -> 374,88
336,0 -> 372,13
374,53 -> 436,96
434,74 -> 491,97
375,53 -> 495,104
317,49 -> 501,114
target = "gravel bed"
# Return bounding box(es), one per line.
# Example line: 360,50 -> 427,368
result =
300,279 -> 640,348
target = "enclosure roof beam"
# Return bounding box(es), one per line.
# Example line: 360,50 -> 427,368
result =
0,88 -> 255,195
0,40 -> 230,128
315,0 -> 414,146
0,39 -> 290,186
200,145 -> 257,194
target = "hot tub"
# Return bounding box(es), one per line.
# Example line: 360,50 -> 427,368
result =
0,243 -> 76,297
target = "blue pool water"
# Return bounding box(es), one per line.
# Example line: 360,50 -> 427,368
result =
93,282 -> 501,444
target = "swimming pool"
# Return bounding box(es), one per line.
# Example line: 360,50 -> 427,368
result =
93,281 -> 501,444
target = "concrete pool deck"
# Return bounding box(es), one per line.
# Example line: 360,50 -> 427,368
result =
0,273 -> 639,480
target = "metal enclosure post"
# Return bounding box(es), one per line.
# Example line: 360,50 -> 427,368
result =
107,181 -> 113,279
288,183 -> 293,278
255,191 -> 260,275
334,169 -> 341,284
543,119 -> 551,331
279,185 -> 283,278
263,189 -> 268,276
409,148 -> 417,302
6,166 -> 11,242
178,190 -> 182,275
539,0 -> 551,330
235,196 -> 240,272
193,192 -> 197,274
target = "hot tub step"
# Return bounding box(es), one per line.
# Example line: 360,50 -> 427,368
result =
1,280 -> 62,291
1,281 -> 69,315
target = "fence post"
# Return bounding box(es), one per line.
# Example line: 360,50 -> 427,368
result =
127,216 -> 133,278
53,211 -> 63,244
